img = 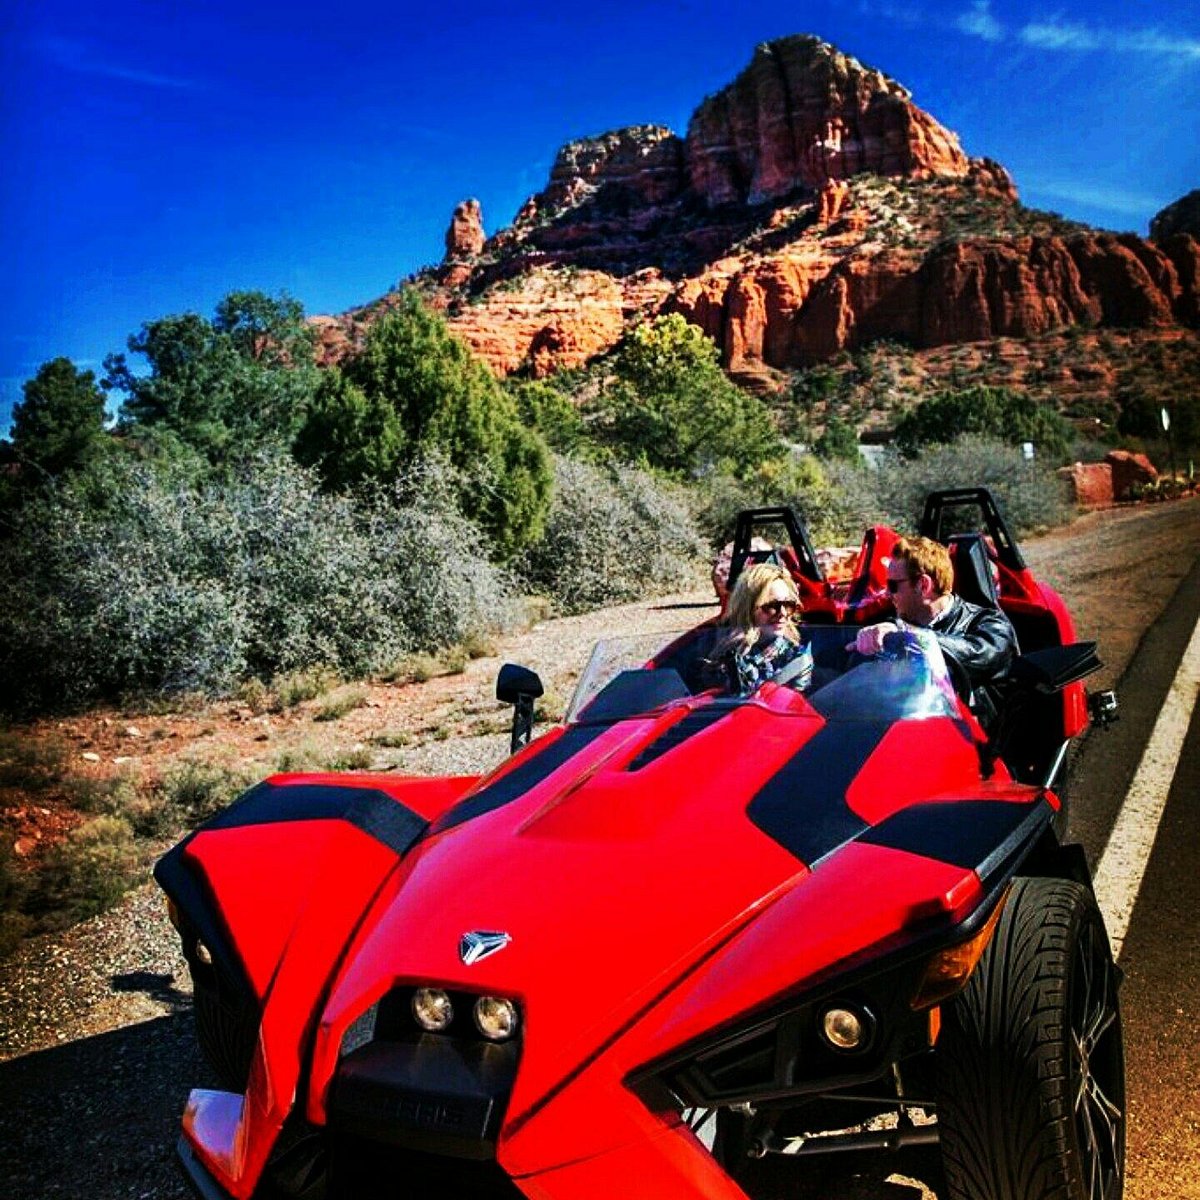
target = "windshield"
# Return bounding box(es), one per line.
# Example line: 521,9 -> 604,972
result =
565,623 -> 959,725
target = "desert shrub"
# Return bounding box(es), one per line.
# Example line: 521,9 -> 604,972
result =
695,438 -> 1068,551
297,294 -> 552,557
235,676 -> 274,715
358,457 -> 519,651
274,666 -> 341,709
324,746 -> 374,771
313,686 -> 369,722
872,436 -> 1072,535
65,772 -> 170,836
808,459 -> 890,545
508,379 -> 588,453
813,416 -> 862,463
589,316 -> 783,478
113,781 -> 175,837
0,732 -> 68,790
162,760 -> 253,823
34,815 -> 142,927
0,451 -> 515,715
275,743 -> 321,773
519,456 -> 706,614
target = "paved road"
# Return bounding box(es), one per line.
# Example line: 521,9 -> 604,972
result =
3,531 -> 1199,1199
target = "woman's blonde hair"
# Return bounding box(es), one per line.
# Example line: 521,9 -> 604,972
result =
725,562 -> 802,644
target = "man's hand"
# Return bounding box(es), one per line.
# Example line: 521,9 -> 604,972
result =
854,623 -> 898,657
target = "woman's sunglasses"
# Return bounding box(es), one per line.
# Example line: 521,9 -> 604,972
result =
758,598 -> 799,617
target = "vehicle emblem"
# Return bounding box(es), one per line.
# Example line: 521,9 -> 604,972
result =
459,930 -> 511,965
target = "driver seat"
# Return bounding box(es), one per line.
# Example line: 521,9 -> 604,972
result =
947,533 -> 1000,610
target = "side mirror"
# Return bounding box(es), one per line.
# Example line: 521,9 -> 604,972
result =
1008,642 -> 1101,694
496,663 -> 544,753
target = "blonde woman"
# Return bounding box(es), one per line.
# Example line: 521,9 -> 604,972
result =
717,562 -> 813,695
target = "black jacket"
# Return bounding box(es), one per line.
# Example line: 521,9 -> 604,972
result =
928,595 -> 1018,698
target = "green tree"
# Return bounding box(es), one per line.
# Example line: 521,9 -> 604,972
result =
294,369 -> 406,492
8,358 -> 107,481
106,291 -> 319,458
298,293 -> 552,557
592,315 -> 782,477
814,416 -> 861,463
893,385 -> 1072,462
508,379 -> 587,453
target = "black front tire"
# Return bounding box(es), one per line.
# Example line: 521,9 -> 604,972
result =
938,877 -> 1125,1200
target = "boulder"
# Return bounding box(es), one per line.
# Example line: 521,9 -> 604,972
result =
1105,450 -> 1158,500
1060,463 -> 1114,508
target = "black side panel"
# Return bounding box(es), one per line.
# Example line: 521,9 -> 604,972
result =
430,724 -> 609,835
746,721 -> 890,866
860,798 -> 1053,890
154,842 -> 254,1003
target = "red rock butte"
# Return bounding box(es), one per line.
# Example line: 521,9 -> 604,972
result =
312,34 -> 1200,390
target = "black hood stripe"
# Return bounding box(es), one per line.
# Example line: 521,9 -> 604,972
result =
860,797 -> 1051,889
430,723 -> 610,835
746,720 -> 889,866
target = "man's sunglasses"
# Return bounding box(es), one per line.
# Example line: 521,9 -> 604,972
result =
886,576 -> 917,594
758,598 -> 799,617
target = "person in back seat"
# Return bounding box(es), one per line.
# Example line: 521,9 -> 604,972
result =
853,536 -> 1017,716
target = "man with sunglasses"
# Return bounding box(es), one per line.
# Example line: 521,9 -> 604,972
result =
853,535 -> 1017,719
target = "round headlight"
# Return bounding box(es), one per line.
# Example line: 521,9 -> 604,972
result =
412,988 -> 454,1032
473,996 -> 518,1041
821,1006 -> 866,1051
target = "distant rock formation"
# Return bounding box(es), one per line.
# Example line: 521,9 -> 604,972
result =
444,199 -> 485,261
1151,190 -> 1200,241
314,34 -> 1199,392
684,36 -> 976,205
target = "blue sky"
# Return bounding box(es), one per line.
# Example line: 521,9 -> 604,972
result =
3,0 -> 1198,431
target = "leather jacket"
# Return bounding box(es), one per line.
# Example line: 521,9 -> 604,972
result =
927,595 -> 1018,697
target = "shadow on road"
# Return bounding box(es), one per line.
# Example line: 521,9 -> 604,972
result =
0,1013 -> 213,1200
730,1144 -> 944,1199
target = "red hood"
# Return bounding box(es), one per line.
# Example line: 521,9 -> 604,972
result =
312,699 -> 822,1117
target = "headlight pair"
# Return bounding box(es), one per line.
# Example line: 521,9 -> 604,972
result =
413,987 -> 519,1041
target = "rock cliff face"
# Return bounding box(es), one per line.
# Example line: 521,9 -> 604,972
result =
684,37 -> 973,205
316,35 -> 1198,388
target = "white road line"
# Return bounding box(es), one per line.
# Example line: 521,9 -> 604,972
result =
1093,608 -> 1200,959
